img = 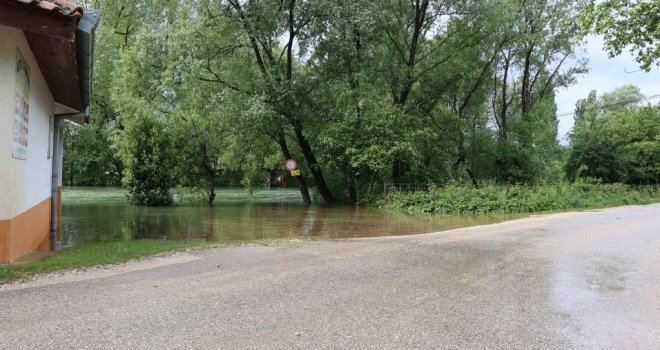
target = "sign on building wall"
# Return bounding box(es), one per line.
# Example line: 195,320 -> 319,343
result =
13,49 -> 30,160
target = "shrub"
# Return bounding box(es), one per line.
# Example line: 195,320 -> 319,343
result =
384,184 -> 660,215
121,116 -> 175,206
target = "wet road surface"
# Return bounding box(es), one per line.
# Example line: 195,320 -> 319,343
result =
2,204 -> 660,349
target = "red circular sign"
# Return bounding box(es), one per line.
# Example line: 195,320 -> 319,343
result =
285,159 -> 298,171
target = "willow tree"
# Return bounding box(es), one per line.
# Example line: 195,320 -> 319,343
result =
173,0 -> 341,205
70,0 -> 594,204
581,0 -> 660,71
484,0 -> 588,183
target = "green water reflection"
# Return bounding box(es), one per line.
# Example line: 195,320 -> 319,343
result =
61,187 -> 518,247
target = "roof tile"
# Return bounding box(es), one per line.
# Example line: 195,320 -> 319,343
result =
14,0 -> 83,18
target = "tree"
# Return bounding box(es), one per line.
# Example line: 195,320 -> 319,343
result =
66,0 -> 597,205
485,0 -> 587,184
581,0 -> 660,71
574,90 -> 598,124
186,0 -> 336,205
566,118 -> 629,183
111,30 -> 180,206
121,115 -> 176,206
567,86 -> 660,184
574,85 -> 645,124
63,121 -> 121,186
608,106 -> 660,184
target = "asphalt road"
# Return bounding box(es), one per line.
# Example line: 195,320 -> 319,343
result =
2,204 -> 660,349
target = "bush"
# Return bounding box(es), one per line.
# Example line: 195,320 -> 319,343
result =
121,116 -> 175,206
384,184 -> 660,215
567,106 -> 659,185
494,142 -> 540,185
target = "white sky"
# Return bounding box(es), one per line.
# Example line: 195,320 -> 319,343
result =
555,35 -> 660,144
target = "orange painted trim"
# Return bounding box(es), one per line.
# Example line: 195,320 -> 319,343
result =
0,197 -> 52,263
0,220 -> 9,263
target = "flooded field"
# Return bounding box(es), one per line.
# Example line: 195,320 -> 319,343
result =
61,187 -> 518,247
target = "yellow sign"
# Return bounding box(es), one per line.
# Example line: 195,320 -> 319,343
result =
291,169 -> 301,176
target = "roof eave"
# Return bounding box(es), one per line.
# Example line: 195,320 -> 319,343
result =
0,1 -> 101,122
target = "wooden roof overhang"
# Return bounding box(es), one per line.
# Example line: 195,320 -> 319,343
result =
0,0 -> 84,111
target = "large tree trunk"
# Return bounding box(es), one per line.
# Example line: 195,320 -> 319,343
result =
208,174 -> 216,205
292,123 -> 336,203
392,159 -> 403,185
521,48 -> 533,117
278,129 -> 312,206
200,142 -> 217,206
456,133 -> 479,187
498,56 -> 511,141
346,170 -> 357,205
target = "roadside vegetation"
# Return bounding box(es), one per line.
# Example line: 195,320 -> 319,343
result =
0,239 -> 239,285
385,85 -> 660,216
384,184 -> 660,215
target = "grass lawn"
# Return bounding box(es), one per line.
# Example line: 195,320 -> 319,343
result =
0,239 -> 227,285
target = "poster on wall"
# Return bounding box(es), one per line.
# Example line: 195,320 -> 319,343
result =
13,48 -> 30,160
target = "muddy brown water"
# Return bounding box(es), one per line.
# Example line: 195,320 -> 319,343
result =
61,187 -> 518,247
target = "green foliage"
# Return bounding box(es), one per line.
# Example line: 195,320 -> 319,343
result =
565,119 -> 629,183
581,0 -> 660,71
385,184 -> 660,215
63,122 -> 120,186
494,142 -> 540,184
567,87 -> 660,185
121,116 -> 175,206
64,0 -> 595,205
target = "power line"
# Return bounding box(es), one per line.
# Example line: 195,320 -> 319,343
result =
557,94 -> 660,118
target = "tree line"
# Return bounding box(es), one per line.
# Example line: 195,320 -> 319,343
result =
63,0 -> 658,206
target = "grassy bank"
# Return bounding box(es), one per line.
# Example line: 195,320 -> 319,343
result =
0,239 -> 228,285
384,184 -> 660,215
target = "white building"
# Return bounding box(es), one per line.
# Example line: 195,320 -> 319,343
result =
0,0 -> 99,262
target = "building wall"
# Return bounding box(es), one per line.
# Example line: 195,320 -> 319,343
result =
0,25 -> 15,222
0,24 -> 55,262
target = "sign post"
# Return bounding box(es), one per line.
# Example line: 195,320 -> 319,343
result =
284,159 -> 298,171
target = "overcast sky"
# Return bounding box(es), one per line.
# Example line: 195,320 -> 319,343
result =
554,36 -> 660,144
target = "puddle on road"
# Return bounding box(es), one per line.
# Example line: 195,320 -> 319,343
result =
551,252 -> 660,348
61,187 -> 521,247
583,256 -> 630,293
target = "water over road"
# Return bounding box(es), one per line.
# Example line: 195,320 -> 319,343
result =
58,187 -> 514,246
2,204 -> 660,349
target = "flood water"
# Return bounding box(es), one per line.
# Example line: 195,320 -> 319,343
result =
61,187 -> 518,247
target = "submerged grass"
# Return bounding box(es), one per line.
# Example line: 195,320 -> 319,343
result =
0,239 -> 228,285
384,184 -> 660,215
